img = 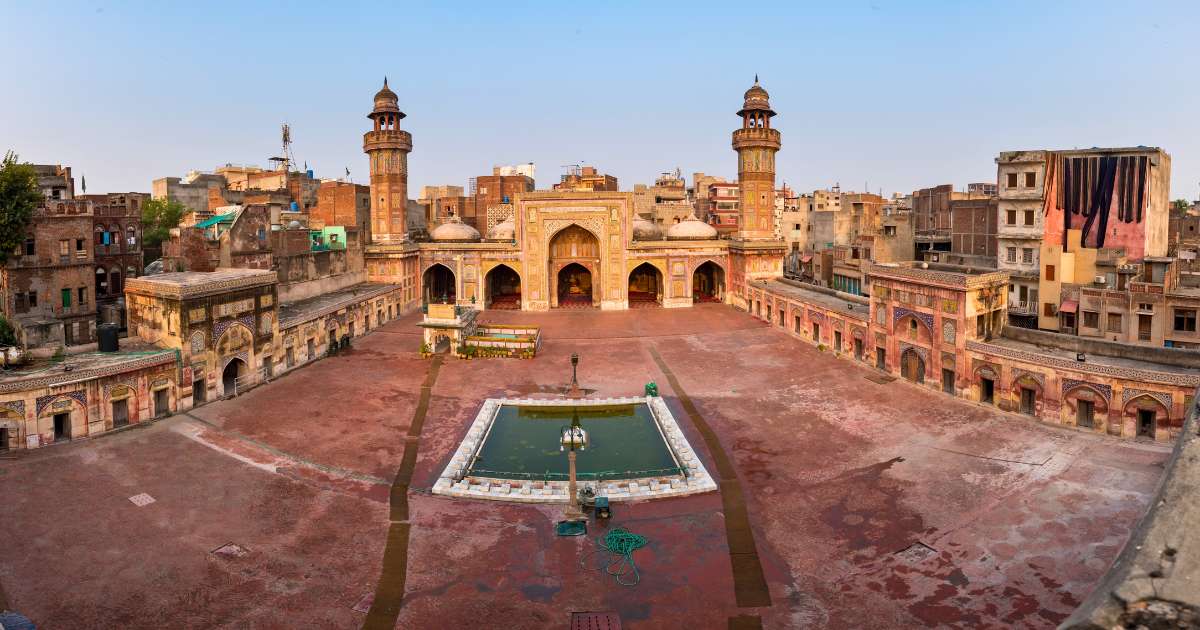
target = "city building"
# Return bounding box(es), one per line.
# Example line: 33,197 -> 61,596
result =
470,166 -> 536,232
996,147 -> 1171,330
83,192 -> 148,325
949,195 -> 999,259
552,165 -> 618,192
1,167 -> 97,347
705,181 -> 740,235
310,180 -> 371,239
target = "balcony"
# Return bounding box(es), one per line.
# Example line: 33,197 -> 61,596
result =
1008,300 -> 1037,315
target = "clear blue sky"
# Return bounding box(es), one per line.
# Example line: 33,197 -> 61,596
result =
2,1 -> 1197,199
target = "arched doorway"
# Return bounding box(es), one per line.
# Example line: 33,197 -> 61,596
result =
423,264 -> 456,304
1124,395 -> 1169,440
557,263 -> 594,308
628,262 -> 663,307
693,261 -> 725,303
95,267 -> 109,296
109,268 -> 123,294
549,225 -> 600,308
900,349 -> 925,383
222,358 -> 247,397
485,264 -> 521,309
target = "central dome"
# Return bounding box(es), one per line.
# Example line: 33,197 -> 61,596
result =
632,216 -> 662,240
430,215 -> 481,242
665,214 -> 718,240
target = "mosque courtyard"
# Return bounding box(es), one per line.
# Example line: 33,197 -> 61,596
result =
0,305 -> 1169,629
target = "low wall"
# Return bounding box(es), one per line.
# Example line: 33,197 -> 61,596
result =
775,277 -> 870,305
1002,326 -> 1200,369
1062,389 -> 1200,629
278,270 -> 367,303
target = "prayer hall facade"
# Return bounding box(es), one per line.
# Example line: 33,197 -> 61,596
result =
360,79 -> 786,313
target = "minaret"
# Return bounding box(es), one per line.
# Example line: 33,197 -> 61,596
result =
732,76 -> 781,240
363,77 -> 412,243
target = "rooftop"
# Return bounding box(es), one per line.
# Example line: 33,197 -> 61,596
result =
125,269 -> 276,299
0,344 -> 175,393
278,282 -> 400,328
756,279 -> 869,320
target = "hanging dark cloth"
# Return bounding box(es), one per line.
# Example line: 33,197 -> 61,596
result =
1132,154 -> 1142,222
1093,156 -> 1118,248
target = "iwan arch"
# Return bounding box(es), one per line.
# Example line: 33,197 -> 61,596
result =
359,77 -> 784,312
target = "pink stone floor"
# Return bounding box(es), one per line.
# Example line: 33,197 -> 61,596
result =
0,305 -> 1169,629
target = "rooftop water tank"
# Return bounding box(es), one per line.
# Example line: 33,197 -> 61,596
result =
306,169 -> 314,179
98,323 -> 120,352
290,201 -> 299,212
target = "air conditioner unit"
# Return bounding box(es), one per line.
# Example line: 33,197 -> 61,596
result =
1094,275 -> 1107,285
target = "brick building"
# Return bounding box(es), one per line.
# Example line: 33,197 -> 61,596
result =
83,192 -> 147,322
470,166 -> 535,226
949,196 -> 999,258
310,180 -> 371,240
1,195 -> 97,347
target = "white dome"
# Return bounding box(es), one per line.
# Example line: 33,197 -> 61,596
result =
665,214 -> 718,240
487,215 -> 516,240
632,216 -> 662,240
430,215 -> 481,242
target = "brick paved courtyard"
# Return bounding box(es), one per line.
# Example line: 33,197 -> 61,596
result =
0,305 -> 1169,629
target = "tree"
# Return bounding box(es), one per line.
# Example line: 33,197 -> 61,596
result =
141,197 -> 187,252
1172,199 -> 1192,214
0,151 -> 40,265
0,315 -> 16,347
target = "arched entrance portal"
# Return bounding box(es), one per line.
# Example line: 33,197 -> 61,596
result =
222,358 -> 247,397
900,349 -> 925,383
693,261 -> 725,303
557,263 -> 594,308
485,264 -> 521,309
628,263 -> 663,307
423,264 -> 456,304
549,225 -> 600,308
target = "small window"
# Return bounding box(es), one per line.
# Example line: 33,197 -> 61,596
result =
1138,303 -> 1153,312
23,237 -> 35,256
75,238 -> 84,251
1006,247 -> 1016,263
28,291 -> 37,307
1175,309 -> 1197,332
1043,303 -> 1056,317
1006,210 -> 1016,225
78,287 -> 87,305
61,288 -> 71,308
1083,311 -> 1099,328
59,240 -> 69,256
1025,172 -> 1036,187
1022,248 -> 1034,264
1023,210 -> 1034,226
1107,313 -> 1122,332
884,225 -> 896,236
1045,265 -> 1055,281
14,292 -> 27,313
1006,172 -> 1018,188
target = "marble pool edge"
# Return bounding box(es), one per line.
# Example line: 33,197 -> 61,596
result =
430,396 -> 718,503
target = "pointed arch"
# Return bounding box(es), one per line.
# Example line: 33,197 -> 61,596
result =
628,262 -> 663,307
485,263 -> 521,309
422,263 -> 457,304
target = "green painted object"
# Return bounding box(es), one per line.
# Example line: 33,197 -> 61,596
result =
644,382 -> 659,397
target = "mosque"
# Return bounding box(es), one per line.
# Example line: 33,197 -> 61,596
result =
360,78 -> 787,312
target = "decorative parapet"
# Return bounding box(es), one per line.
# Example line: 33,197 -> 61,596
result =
1061,389 -> 1200,629
966,340 -> 1200,388
869,263 -> 1009,291
0,351 -> 176,394
126,270 -> 277,300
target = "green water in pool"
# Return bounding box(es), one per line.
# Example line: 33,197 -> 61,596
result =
467,404 -> 680,481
